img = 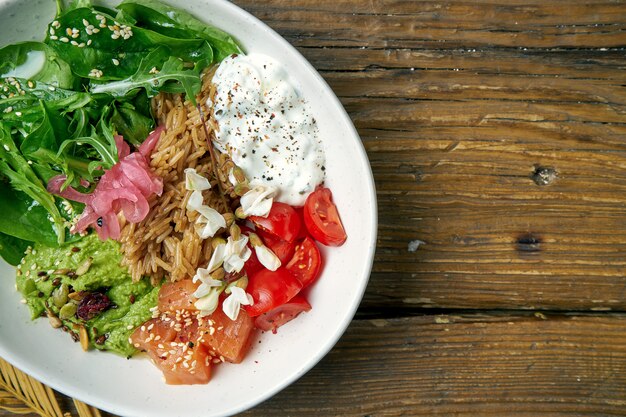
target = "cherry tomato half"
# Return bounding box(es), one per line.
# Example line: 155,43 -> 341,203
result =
254,295 -> 312,334
303,188 -> 347,246
256,228 -> 296,264
249,202 -> 301,243
294,207 -> 308,240
244,268 -> 303,317
286,236 -> 322,288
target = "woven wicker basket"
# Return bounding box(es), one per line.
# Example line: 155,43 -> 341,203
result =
0,358 -> 103,417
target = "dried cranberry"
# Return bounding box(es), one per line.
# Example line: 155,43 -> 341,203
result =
77,292 -> 111,321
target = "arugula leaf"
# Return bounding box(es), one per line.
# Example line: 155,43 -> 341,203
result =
118,0 -> 242,60
58,106 -> 119,173
0,42 -> 77,89
0,233 -> 31,266
90,47 -> 202,102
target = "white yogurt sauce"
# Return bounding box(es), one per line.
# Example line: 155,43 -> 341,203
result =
211,53 -> 325,206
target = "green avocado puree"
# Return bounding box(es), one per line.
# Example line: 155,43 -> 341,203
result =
16,234 -> 160,357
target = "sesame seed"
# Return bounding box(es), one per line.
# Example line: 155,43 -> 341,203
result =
78,43 -> 86,48
111,33 -> 120,40
15,111 -> 22,117
140,326 -> 146,331
87,39 -> 93,46
112,58 -> 120,66
70,40 -> 78,46
65,28 -> 72,36
27,160 -> 33,165
3,107 -> 12,114
48,86 -> 56,91
92,28 -> 100,33
27,81 -> 34,88
99,23 -> 106,28
88,69 -> 103,78
60,37 -> 69,43
49,28 -> 55,35
52,20 -> 60,28
72,33 -> 80,39
134,343 -> 140,348
3,145 -> 10,151
154,335 -> 161,341
82,19 -> 90,27
126,325 -> 134,330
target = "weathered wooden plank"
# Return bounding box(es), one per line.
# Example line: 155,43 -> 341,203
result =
243,314 -> 626,416
232,0 -> 626,311
235,0 -> 626,49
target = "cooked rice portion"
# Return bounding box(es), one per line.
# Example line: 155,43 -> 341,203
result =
119,69 -> 238,284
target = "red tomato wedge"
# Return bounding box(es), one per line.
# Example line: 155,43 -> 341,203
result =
286,237 -> 322,288
158,279 -> 198,311
256,228 -> 296,264
198,307 -> 256,363
303,188 -> 347,246
131,317 -> 212,385
249,202 -> 301,243
244,268 -> 303,317
293,207 -> 308,240
254,295 -> 312,334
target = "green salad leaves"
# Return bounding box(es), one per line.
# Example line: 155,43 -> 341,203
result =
0,0 -> 241,263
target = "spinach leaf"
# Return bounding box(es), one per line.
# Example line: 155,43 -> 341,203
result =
46,8 -> 213,82
0,42 -> 77,89
118,0 -> 242,60
20,101 -> 69,160
0,125 -> 66,244
110,102 -> 153,145
0,233 -> 31,266
0,180 -> 59,247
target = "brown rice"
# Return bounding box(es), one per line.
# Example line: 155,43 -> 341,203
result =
119,67 -> 238,284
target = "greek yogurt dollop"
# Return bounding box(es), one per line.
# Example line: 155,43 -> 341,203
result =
211,53 -> 325,206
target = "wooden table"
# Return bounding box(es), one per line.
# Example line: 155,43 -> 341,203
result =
4,0 -> 626,416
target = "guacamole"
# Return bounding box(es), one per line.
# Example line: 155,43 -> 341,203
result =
16,233 -> 160,357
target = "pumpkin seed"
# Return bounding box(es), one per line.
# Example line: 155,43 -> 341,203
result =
59,303 -> 77,319
51,283 -> 69,309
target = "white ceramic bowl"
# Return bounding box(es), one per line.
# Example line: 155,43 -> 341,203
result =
0,1 -> 377,416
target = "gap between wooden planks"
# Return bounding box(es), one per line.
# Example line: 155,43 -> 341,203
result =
241,313 -> 626,417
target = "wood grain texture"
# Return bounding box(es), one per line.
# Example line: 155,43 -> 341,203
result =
3,1 -> 626,416
241,314 -> 626,416
234,0 -> 626,311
